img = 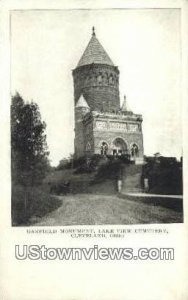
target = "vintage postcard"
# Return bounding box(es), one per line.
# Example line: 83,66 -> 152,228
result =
0,1 -> 188,300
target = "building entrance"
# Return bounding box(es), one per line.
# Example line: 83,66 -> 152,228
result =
112,138 -> 127,156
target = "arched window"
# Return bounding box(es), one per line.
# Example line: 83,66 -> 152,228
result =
97,74 -> 102,84
101,142 -> 108,155
130,143 -> 139,157
109,75 -> 114,85
86,142 -> 91,151
105,72 -> 109,85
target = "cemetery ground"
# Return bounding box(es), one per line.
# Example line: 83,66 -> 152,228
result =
12,188 -> 183,226
33,193 -> 183,226
12,161 -> 183,226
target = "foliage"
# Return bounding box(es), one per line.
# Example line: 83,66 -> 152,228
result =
56,158 -> 72,170
12,185 -> 62,225
94,159 -> 124,181
50,181 -> 70,195
142,157 -> 182,195
11,92 -> 50,185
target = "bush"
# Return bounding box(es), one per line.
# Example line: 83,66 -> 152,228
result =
143,158 -> 183,195
50,182 -> 70,195
73,156 -> 98,174
12,184 -> 62,226
95,159 -> 123,181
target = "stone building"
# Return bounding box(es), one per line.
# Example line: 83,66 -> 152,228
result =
73,28 -> 144,163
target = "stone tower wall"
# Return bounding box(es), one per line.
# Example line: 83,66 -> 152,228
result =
74,121 -> 85,158
75,107 -> 91,158
73,64 -> 120,112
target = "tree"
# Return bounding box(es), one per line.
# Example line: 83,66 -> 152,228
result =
11,92 -> 50,185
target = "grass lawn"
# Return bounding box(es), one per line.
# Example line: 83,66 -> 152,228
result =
33,193 -> 183,226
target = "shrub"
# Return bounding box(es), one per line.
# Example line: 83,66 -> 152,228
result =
12,185 -> 62,226
50,182 -> 70,195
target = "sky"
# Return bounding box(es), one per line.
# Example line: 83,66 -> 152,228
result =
11,9 -> 182,166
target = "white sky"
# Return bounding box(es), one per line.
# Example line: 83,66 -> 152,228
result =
11,9 -> 182,166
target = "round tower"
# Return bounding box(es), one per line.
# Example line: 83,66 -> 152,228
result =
72,27 -> 120,113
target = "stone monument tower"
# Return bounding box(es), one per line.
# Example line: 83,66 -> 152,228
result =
72,28 -> 144,163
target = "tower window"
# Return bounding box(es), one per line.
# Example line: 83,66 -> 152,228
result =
109,75 -> 114,85
97,74 -> 102,84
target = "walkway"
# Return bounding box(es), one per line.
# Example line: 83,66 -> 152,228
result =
32,193 -> 183,226
123,193 -> 183,199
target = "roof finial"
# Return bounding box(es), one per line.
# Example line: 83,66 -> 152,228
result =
92,26 -> 95,36
121,95 -> 128,111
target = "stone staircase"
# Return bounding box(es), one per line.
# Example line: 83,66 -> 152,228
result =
58,161 -> 143,195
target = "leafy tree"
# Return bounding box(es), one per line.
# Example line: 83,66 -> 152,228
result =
11,92 -> 50,185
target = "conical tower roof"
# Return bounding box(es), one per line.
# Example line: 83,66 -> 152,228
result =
77,27 -> 114,68
75,94 -> 90,108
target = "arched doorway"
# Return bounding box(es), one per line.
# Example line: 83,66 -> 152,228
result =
130,143 -> 139,158
112,138 -> 127,156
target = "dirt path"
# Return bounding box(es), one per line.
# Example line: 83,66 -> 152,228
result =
33,193 -> 183,226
